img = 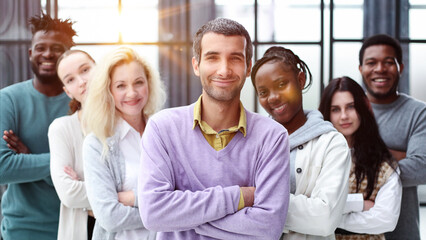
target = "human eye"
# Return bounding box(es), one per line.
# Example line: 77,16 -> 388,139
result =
347,103 -> 355,109
364,60 -> 376,67
257,89 -> 268,97
278,81 -> 287,88
135,79 -> 145,85
35,46 -> 45,52
330,107 -> 340,113
66,77 -> 74,84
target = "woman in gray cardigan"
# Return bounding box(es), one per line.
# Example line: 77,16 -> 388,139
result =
82,47 -> 166,240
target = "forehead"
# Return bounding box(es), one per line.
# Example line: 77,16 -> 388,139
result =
58,52 -> 92,71
332,91 -> 354,104
32,30 -> 68,47
363,44 -> 396,60
200,32 -> 246,55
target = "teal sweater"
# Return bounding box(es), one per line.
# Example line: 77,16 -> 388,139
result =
0,80 -> 70,240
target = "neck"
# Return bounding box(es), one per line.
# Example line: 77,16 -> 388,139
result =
284,108 -> 306,135
122,114 -> 146,135
33,77 -> 64,97
345,135 -> 354,148
367,92 -> 399,105
201,94 -> 241,132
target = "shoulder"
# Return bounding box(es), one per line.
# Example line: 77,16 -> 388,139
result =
48,114 -> 79,136
246,110 -> 286,134
399,94 -> 426,110
148,105 -> 193,129
0,80 -> 31,98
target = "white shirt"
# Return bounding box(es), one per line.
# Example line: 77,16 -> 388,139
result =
338,168 -> 402,234
115,119 -> 155,240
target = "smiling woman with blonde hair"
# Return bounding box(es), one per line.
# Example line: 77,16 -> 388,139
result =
82,46 -> 166,240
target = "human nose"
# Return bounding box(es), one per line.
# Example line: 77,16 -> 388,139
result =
217,60 -> 231,77
267,91 -> 279,104
373,61 -> 386,73
340,109 -> 349,119
42,48 -> 54,58
77,75 -> 87,87
126,86 -> 138,98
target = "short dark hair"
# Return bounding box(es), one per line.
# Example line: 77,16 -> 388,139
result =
28,13 -> 77,48
251,46 -> 312,92
359,34 -> 402,65
192,18 -> 253,68
319,76 -> 396,199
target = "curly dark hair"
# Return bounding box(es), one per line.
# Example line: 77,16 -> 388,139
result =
319,76 -> 397,199
28,13 -> 77,48
251,46 -> 312,92
359,34 -> 402,66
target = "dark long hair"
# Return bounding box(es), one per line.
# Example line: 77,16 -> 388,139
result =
251,46 -> 312,92
319,76 -> 395,199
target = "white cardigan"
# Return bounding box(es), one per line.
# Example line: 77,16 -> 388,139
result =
283,131 -> 351,240
48,112 -> 91,240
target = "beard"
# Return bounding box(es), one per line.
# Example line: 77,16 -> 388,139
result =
31,61 -> 61,84
364,75 -> 400,100
202,76 -> 244,102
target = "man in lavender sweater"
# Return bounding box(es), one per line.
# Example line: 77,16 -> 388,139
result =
138,18 -> 290,240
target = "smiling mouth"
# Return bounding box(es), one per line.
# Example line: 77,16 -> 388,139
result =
340,123 -> 352,128
124,99 -> 141,106
372,78 -> 388,82
271,104 -> 286,114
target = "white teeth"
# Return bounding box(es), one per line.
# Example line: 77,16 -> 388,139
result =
373,78 -> 387,82
273,105 -> 285,111
41,62 -> 54,66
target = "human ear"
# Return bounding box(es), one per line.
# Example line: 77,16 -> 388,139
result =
192,57 -> 200,77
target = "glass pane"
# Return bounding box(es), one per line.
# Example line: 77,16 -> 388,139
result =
75,45 -> 159,72
332,42 -> 363,85
121,0 -> 159,42
333,3 -> 363,39
253,44 -> 321,115
58,0 -> 119,43
257,0 -> 321,42
215,0 -> 255,42
409,43 -> 426,102
409,9 -> 426,39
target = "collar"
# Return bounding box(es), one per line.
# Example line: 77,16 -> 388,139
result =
116,117 -> 139,141
192,95 -> 247,137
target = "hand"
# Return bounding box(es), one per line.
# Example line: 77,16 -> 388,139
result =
388,148 -> 406,161
87,210 -> 95,218
64,166 -> 80,181
118,191 -> 135,207
3,130 -> 31,154
363,200 -> 374,211
240,187 -> 256,208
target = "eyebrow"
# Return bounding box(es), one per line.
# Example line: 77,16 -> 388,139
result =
203,51 -> 245,58
63,63 -> 90,80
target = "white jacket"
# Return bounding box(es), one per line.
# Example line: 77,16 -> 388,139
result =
283,111 -> 351,240
48,112 -> 91,240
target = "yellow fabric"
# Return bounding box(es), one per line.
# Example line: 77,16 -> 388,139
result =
192,95 -> 246,151
192,95 -> 247,210
238,188 -> 245,211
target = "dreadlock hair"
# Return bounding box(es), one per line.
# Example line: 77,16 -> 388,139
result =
251,46 -> 312,92
28,13 -> 77,48
318,76 -> 397,199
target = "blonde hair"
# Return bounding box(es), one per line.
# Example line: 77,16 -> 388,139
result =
82,46 -> 166,152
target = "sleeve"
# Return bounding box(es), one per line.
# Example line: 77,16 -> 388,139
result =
338,170 -> 402,234
342,193 -> 364,214
397,107 -> 426,187
138,120 -> 242,232
83,135 -> 143,232
48,119 -> 91,209
0,91 -> 50,184
284,132 -> 351,236
193,132 -> 290,240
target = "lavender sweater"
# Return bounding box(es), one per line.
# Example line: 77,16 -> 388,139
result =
138,104 -> 290,240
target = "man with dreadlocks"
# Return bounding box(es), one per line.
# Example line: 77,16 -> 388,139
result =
0,13 -> 76,240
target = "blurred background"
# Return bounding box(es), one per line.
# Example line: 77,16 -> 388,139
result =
0,0 -> 425,237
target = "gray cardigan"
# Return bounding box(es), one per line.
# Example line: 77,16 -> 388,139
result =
83,132 -> 153,240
